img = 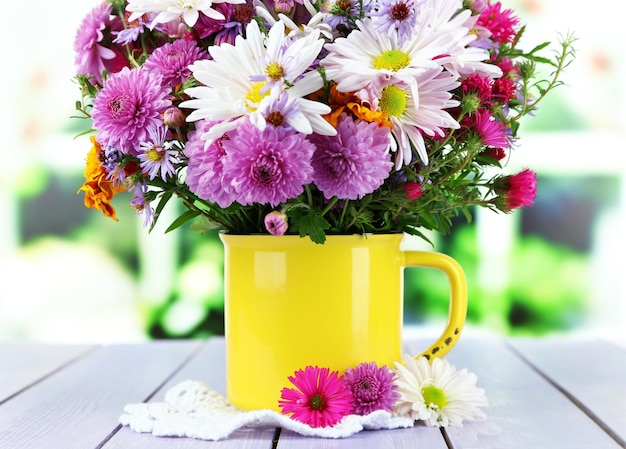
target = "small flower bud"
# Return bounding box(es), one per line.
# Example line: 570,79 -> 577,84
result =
402,182 -> 423,201
163,107 -> 186,128
264,211 -> 288,236
493,168 -> 537,212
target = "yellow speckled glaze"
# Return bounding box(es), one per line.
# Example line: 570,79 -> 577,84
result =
220,233 -> 467,411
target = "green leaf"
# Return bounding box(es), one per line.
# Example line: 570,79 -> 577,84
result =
149,191 -> 173,232
190,214 -> 221,235
298,211 -> 331,244
165,209 -> 201,233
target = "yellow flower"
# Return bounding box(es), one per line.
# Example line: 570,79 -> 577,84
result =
78,136 -> 125,221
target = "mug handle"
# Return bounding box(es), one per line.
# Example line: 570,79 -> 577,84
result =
404,251 -> 468,360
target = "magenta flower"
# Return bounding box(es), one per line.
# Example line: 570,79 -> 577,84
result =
502,168 -> 537,210
143,39 -> 209,88
221,119 -> 315,207
73,2 -> 117,84
402,182 -> 423,201
344,362 -> 400,415
91,67 -> 172,154
473,109 -> 509,149
264,211 -> 288,236
309,114 -> 392,200
184,119 -> 237,208
477,1 -> 519,44
279,366 -> 354,428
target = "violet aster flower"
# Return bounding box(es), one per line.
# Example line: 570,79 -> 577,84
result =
91,67 -> 172,154
371,0 -> 420,41
344,362 -> 400,415
130,181 -> 156,228
73,2 -> 117,84
137,125 -> 178,181
221,119 -> 315,207
184,119 -> 238,208
309,114 -> 392,200
143,39 -> 209,88
279,366 -> 354,428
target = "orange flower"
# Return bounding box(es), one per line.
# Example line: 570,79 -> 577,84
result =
322,84 -> 392,130
78,136 -> 125,221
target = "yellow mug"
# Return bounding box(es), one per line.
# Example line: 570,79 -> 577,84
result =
220,233 -> 467,411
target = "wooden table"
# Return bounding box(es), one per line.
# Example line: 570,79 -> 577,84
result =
1,336 -> 625,448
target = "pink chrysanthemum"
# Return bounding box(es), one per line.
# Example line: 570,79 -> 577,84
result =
184,119 -> 237,208
344,362 -> 400,415
221,120 -> 315,207
501,168 -> 537,210
143,39 -> 208,88
279,366 -> 355,428
309,114 -> 392,200
472,109 -> 509,149
477,1 -> 519,44
91,67 -> 172,154
74,2 -> 118,84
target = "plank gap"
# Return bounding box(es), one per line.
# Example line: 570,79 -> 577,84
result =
0,345 -> 100,407
507,342 -> 626,449
271,427 -> 282,449
440,428 -> 455,449
141,340 -> 208,403
93,424 -> 123,449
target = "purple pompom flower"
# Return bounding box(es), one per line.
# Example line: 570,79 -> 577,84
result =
143,39 -> 209,88
221,119 -> 315,207
264,211 -> 288,236
91,67 -> 172,154
73,2 -> 117,84
344,362 -> 400,415
309,114 -> 392,200
184,119 -> 238,208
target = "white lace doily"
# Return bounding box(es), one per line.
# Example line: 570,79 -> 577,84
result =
119,380 -> 415,440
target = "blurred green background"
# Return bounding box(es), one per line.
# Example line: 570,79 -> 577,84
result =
1,0 -> 624,342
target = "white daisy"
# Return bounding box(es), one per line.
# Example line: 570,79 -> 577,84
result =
378,67 -> 459,168
127,0 -> 245,28
322,19 -> 444,94
393,355 -> 488,427
179,20 -> 336,146
254,0 -> 334,40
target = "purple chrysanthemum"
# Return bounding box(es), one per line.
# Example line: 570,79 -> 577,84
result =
344,362 -> 400,415
143,39 -> 209,88
221,119 -> 315,207
184,119 -> 238,208
279,366 -> 354,428
309,114 -> 392,200
91,67 -> 172,154
73,2 -> 116,84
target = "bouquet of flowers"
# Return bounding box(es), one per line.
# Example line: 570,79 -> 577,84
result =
74,0 -> 574,244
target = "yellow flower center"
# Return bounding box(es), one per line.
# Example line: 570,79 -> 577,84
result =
373,50 -> 410,71
422,385 -> 447,410
266,62 -> 285,81
246,81 -> 269,111
146,146 -> 164,162
379,85 -> 407,117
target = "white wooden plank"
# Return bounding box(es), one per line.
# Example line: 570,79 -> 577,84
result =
510,337 -> 626,447
278,426 -> 449,449
405,337 -> 623,449
0,340 -> 202,449
0,342 -> 95,402
105,338 -> 276,449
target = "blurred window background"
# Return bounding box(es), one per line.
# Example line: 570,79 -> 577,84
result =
1,0 -> 624,342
